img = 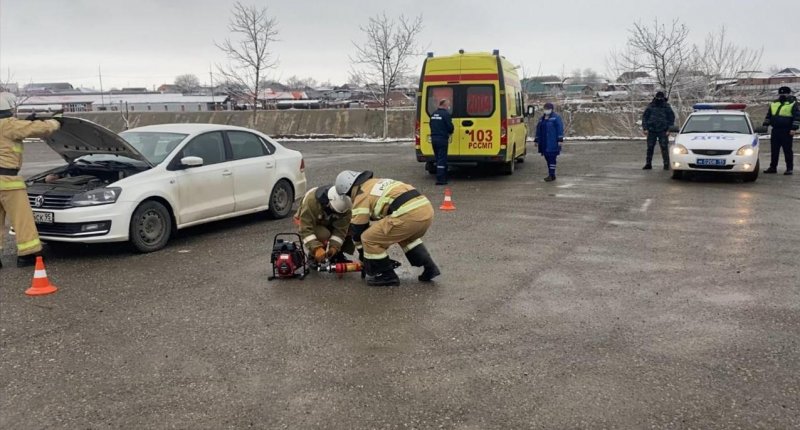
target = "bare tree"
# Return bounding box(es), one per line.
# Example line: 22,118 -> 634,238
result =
695,26 -> 762,100
216,2 -> 279,123
624,18 -> 692,98
602,47 -> 649,137
350,12 -> 423,139
174,74 -> 201,94
285,75 -> 317,90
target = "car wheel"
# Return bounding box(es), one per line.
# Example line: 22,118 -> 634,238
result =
267,179 -> 295,219
743,160 -> 759,182
425,161 -> 436,174
671,170 -> 683,180
501,146 -> 516,175
129,201 -> 172,253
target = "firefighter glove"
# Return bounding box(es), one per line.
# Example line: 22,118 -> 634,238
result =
313,247 -> 326,263
326,246 -> 340,258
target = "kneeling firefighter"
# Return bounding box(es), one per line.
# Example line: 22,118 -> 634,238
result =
334,170 -> 440,287
295,185 -> 355,264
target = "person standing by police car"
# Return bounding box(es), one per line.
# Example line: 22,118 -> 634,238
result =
0,92 -> 61,269
295,185 -> 355,265
430,99 -> 454,185
641,91 -> 676,170
763,86 -> 800,175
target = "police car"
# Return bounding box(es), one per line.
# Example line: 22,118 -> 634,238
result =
669,103 -> 767,182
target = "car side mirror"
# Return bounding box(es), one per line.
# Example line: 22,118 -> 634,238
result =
180,156 -> 204,168
754,126 -> 768,134
669,126 -> 680,133
526,105 -> 535,117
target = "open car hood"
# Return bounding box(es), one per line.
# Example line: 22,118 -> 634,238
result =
45,117 -> 153,166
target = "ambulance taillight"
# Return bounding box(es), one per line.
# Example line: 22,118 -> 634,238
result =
500,119 -> 508,150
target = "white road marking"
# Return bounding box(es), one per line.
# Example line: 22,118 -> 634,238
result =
639,198 -> 653,212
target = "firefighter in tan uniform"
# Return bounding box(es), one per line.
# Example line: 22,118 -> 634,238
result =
334,170 -> 440,287
0,92 -> 61,268
295,184 -> 355,265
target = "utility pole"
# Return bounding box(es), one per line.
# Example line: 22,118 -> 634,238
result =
98,65 -> 105,106
209,65 -> 215,110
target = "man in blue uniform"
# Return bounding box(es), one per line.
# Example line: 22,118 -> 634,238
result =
429,99 -> 454,185
534,102 -> 564,182
763,86 -> 799,175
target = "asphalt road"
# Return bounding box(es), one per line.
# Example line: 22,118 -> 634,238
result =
2,140 -> 799,429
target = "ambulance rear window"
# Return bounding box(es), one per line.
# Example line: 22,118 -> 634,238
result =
425,85 -> 495,118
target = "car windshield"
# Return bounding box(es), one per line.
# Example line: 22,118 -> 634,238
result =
118,131 -> 188,164
682,114 -> 751,134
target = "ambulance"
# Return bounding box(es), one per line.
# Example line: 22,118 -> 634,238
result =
415,50 -> 533,175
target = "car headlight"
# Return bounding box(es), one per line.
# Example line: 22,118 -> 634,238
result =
672,144 -> 688,155
736,145 -> 754,156
71,187 -> 122,207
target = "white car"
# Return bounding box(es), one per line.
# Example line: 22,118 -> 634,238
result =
669,103 -> 767,182
25,118 -> 306,252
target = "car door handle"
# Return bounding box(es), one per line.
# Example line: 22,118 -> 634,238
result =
462,120 -> 474,127
265,161 -> 275,168
222,170 -> 232,176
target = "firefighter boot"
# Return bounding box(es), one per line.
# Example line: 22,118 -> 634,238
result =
405,244 -> 441,282
366,257 -> 400,287
17,254 -> 38,268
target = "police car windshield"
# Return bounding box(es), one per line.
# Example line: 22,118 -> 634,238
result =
682,114 -> 751,134
119,131 -> 188,164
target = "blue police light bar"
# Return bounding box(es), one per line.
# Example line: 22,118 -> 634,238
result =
693,103 -> 747,111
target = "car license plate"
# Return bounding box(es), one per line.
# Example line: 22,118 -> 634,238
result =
33,211 -> 54,224
696,158 -> 726,166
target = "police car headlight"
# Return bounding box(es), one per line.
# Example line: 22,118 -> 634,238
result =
71,187 -> 122,206
736,145 -> 754,157
672,144 -> 689,155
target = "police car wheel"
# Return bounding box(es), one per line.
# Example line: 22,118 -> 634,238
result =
267,179 -> 294,219
130,200 -> 172,253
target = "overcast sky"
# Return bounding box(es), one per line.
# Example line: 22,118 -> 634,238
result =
1,0 -> 797,89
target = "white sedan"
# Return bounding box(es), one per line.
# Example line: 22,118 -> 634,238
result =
25,118 -> 306,252
669,103 -> 766,182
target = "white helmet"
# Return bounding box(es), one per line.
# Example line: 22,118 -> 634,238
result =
0,92 -> 17,111
334,170 -> 373,195
327,186 -> 353,213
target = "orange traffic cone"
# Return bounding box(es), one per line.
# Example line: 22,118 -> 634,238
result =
439,187 -> 456,211
25,256 -> 58,296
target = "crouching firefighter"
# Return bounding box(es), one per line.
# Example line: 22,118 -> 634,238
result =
0,92 -> 61,269
334,170 -> 440,287
295,184 -> 355,266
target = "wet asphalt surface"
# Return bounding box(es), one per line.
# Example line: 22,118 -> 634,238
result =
2,140 -> 799,429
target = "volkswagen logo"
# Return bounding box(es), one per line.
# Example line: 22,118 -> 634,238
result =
34,195 -> 45,208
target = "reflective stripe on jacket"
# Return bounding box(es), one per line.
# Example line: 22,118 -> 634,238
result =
0,117 -> 60,190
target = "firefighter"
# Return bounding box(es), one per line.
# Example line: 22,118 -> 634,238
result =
295,184 -> 355,265
0,92 -> 60,269
763,86 -> 800,175
334,170 -> 440,287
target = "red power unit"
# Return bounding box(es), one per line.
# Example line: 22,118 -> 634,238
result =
268,233 -> 308,280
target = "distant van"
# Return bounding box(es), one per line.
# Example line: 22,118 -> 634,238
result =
415,50 -> 533,175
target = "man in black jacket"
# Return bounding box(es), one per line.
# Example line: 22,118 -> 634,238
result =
429,99 -> 454,185
763,86 -> 800,175
641,91 -> 676,170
